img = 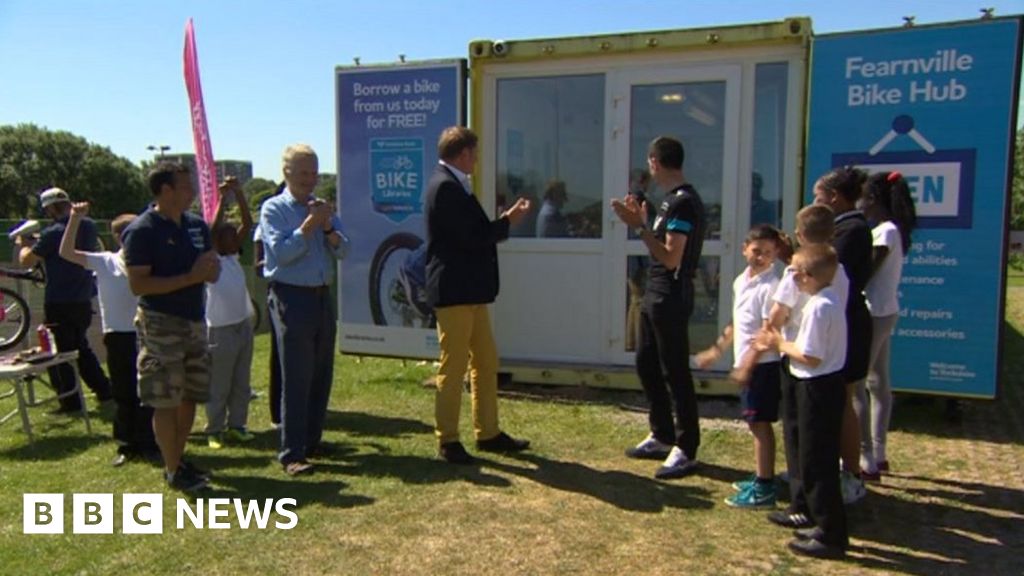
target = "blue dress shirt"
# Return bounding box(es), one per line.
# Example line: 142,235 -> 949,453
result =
260,189 -> 349,286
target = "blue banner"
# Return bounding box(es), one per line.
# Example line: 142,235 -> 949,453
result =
336,61 -> 464,357
806,19 -> 1021,398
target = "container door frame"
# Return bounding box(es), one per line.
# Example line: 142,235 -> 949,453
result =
605,64 -> 742,365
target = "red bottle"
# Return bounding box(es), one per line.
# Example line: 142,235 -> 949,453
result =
37,325 -> 52,353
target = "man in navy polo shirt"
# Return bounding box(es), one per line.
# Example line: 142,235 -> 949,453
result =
17,187 -> 112,412
123,162 -> 220,492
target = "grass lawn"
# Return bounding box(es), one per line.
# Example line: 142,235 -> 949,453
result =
1009,267 -> 1024,287
2,290 -> 1022,575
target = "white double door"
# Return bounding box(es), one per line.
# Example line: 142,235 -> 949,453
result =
601,65 -> 742,365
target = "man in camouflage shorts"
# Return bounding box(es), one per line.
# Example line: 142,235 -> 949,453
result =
123,162 -> 220,493
135,309 -> 210,408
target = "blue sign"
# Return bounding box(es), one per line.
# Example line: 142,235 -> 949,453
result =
336,61 -> 465,357
369,137 -> 424,221
806,19 -> 1021,398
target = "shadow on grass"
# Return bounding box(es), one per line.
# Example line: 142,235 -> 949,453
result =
485,452 -> 714,513
896,474 -> 1024,519
0,432 -> 98,460
324,410 -> 432,438
319,452 -> 514,488
206,474 -> 376,511
843,478 -> 1023,575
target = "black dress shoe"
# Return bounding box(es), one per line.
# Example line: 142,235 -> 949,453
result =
112,453 -> 129,467
767,510 -> 814,529
787,537 -> 845,560
475,432 -> 530,453
438,442 -> 476,464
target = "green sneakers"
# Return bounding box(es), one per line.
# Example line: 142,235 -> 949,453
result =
207,428 -> 255,449
224,427 -> 255,443
725,480 -> 777,509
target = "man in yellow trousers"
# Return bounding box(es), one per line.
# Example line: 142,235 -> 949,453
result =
423,126 -> 531,464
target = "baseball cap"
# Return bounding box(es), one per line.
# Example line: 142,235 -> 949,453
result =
40,187 -> 70,208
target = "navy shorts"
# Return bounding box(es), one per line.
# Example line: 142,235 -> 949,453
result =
741,361 -> 782,423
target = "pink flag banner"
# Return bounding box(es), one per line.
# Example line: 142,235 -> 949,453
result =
183,18 -> 219,223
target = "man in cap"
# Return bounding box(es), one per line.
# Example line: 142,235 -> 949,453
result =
18,187 -> 112,411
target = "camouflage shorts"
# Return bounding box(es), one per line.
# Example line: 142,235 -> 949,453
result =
135,307 -> 210,408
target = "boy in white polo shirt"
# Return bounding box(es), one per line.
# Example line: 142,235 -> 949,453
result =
758,244 -> 848,560
696,224 -> 783,508
59,203 -> 159,467
204,178 -> 256,448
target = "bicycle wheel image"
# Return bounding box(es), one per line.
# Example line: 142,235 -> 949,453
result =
0,287 -> 31,351
368,232 -> 435,328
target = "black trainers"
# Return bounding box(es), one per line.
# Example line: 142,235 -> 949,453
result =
179,459 -> 211,481
793,527 -> 824,541
788,537 -> 845,560
767,510 -> 814,529
166,468 -> 208,493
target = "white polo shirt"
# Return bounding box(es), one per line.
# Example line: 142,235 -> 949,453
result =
205,254 -> 255,328
790,285 -> 847,379
83,252 -> 138,333
773,262 -> 850,342
732,265 -> 780,367
865,221 -> 903,317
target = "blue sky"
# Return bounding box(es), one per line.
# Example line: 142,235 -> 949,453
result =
1,0 -> 1020,180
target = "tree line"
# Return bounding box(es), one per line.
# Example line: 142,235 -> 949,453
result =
0,124 -> 336,221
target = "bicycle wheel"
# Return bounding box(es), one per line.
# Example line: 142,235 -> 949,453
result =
369,232 -> 423,326
0,287 -> 31,351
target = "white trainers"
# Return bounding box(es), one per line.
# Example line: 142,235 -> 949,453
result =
655,446 -> 698,479
841,471 -> 866,504
625,434 -> 672,460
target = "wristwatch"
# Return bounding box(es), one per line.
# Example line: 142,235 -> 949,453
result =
632,225 -> 647,237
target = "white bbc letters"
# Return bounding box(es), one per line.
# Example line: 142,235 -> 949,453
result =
23,494 -> 64,534
73,494 -> 114,534
122,494 -> 164,534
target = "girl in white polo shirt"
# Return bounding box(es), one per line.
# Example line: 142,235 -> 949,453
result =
857,171 -> 917,479
204,179 -> 256,448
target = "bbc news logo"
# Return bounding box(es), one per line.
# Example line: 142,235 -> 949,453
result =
23,494 -> 298,534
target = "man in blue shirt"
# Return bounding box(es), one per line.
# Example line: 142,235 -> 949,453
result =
123,162 -> 220,493
18,187 -> 112,412
261,144 -> 349,476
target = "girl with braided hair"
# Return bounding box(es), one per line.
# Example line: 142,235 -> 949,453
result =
857,170 -> 917,479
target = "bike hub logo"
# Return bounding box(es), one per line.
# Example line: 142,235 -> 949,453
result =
23,494 -> 298,534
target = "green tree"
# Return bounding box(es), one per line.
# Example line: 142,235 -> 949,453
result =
315,173 -> 337,201
1012,127 -> 1023,230
0,124 -> 148,219
244,176 -> 280,215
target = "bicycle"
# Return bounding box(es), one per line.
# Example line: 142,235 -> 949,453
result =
368,232 -> 436,329
0,265 -> 45,351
